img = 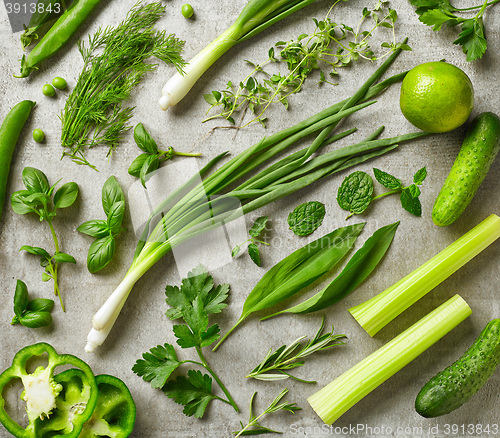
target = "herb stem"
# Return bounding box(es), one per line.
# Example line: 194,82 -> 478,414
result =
212,316 -> 245,352
195,346 -> 239,412
47,219 -> 65,312
453,0 -> 499,11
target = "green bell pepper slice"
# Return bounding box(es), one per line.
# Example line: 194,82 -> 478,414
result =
0,343 -> 98,438
79,374 -> 136,437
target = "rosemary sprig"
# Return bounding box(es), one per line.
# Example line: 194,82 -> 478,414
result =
246,318 -> 347,383
234,389 -> 300,437
60,1 -> 185,169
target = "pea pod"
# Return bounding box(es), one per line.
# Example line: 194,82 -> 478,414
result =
432,112 -> 500,226
15,0 -> 102,78
0,100 -> 36,222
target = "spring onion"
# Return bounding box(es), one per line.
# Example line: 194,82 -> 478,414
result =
85,47 -> 416,352
349,214 -> 500,337
158,0 -> 320,110
308,294 -> 472,425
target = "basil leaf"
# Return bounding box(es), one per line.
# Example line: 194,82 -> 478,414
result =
373,168 -> 402,190
77,220 -> 110,238
22,167 -> 50,194
20,245 -> 51,260
11,191 -> 35,215
54,182 -> 79,209
413,166 -> 427,185
42,272 -> 52,282
288,201 -> 326,236
128,153 -> 150,177
14,280 -> 29,317
134,123 -> 159,154
106,201 -> 125,235
28,298 -> 54,313
87,235 -> 116,273
140,155 -> 160,188
248,216 -> 268,238
20,311 -> 52,328
400,188 -> 422,216
248,243 -> 261,266
337,171 -> 374,216
102,176 -> 124,216
52,252 -> 76,264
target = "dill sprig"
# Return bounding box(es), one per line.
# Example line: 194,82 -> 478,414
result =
61,1 -> 185,169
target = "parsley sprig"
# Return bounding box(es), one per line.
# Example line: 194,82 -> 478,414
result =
204,0 -> 410,127
132,265 -> 239,417
410,0 -> 499,61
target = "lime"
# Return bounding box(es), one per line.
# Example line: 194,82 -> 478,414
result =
400,62 -> 474,133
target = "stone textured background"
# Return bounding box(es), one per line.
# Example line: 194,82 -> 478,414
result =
0,0 -> 499,437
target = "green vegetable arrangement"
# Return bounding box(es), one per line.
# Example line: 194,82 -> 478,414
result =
337,167 -> 427,218
232,216 -> 270,266
86,47 -> 428,353
61,2 -> 186,168
11,167 -> 78,311
415,318 -> 500,417
78,176 -> 126,273
133,266 -> 239,417
11,280 -> 54,329
410,0 -> 500,61
0,343 -> 136,438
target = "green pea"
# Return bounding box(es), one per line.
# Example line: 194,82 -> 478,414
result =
52,77 -> 67,90
42,84 -> 55,97
33,129 -> 45,143
181,3 -> 194,18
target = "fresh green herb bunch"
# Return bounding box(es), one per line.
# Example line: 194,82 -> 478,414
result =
232,216 -> 269,266
77,176 -> 126,273
337,167 -> 427,218
133,265 -> 239,418
61,1 -> 186,169
288,201 -> 325,236
234,389 -> 301,437
247,317 -> 346,382
11,280 -> 54,328
204,0 -> 410,127
128,123 -> 201,188
410,0 -> 499,61
11,167 -> 78,311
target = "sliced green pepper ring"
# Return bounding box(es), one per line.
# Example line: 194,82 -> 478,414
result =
0,343 -> 98,438
79,374 -> 136,438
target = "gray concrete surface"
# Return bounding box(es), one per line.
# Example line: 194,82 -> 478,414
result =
0,0 -> 499,437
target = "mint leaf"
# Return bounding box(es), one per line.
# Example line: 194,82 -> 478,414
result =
337,171 -> 374,216
163,370 -> 216,418
373,168 -> 402,190
248,243 -> 261,266
288,201 -> 326,236
132,343 -> 182,388
413,167 -> 428,185
248,216 -> 268,238
400,188 -> 422,216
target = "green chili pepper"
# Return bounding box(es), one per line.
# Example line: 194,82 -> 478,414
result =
0,100 -> 36,222
0,343 -> 98,438
80,374 -> 136,437
15,0 -> 103,78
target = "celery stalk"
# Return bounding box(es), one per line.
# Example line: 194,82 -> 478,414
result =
308,295 -> 472,425
349,214 -> 500,336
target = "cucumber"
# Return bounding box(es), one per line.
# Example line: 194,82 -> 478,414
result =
432,112 -> 500,227
415,319 -> 500,417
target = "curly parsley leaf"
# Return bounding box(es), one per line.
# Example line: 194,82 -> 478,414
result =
287,201 -> 326,236
337,171 -> 374,217
132,343 -> 183,389
162,370 -> 217,418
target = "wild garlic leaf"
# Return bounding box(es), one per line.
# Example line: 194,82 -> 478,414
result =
413,166 -> 427,185
162,370 -> 216,418
287,201 -> 326,236
248,216 -> 268,238
337,171 -> 374,216
132,343 -> 182,388
373,168 -> 402,190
